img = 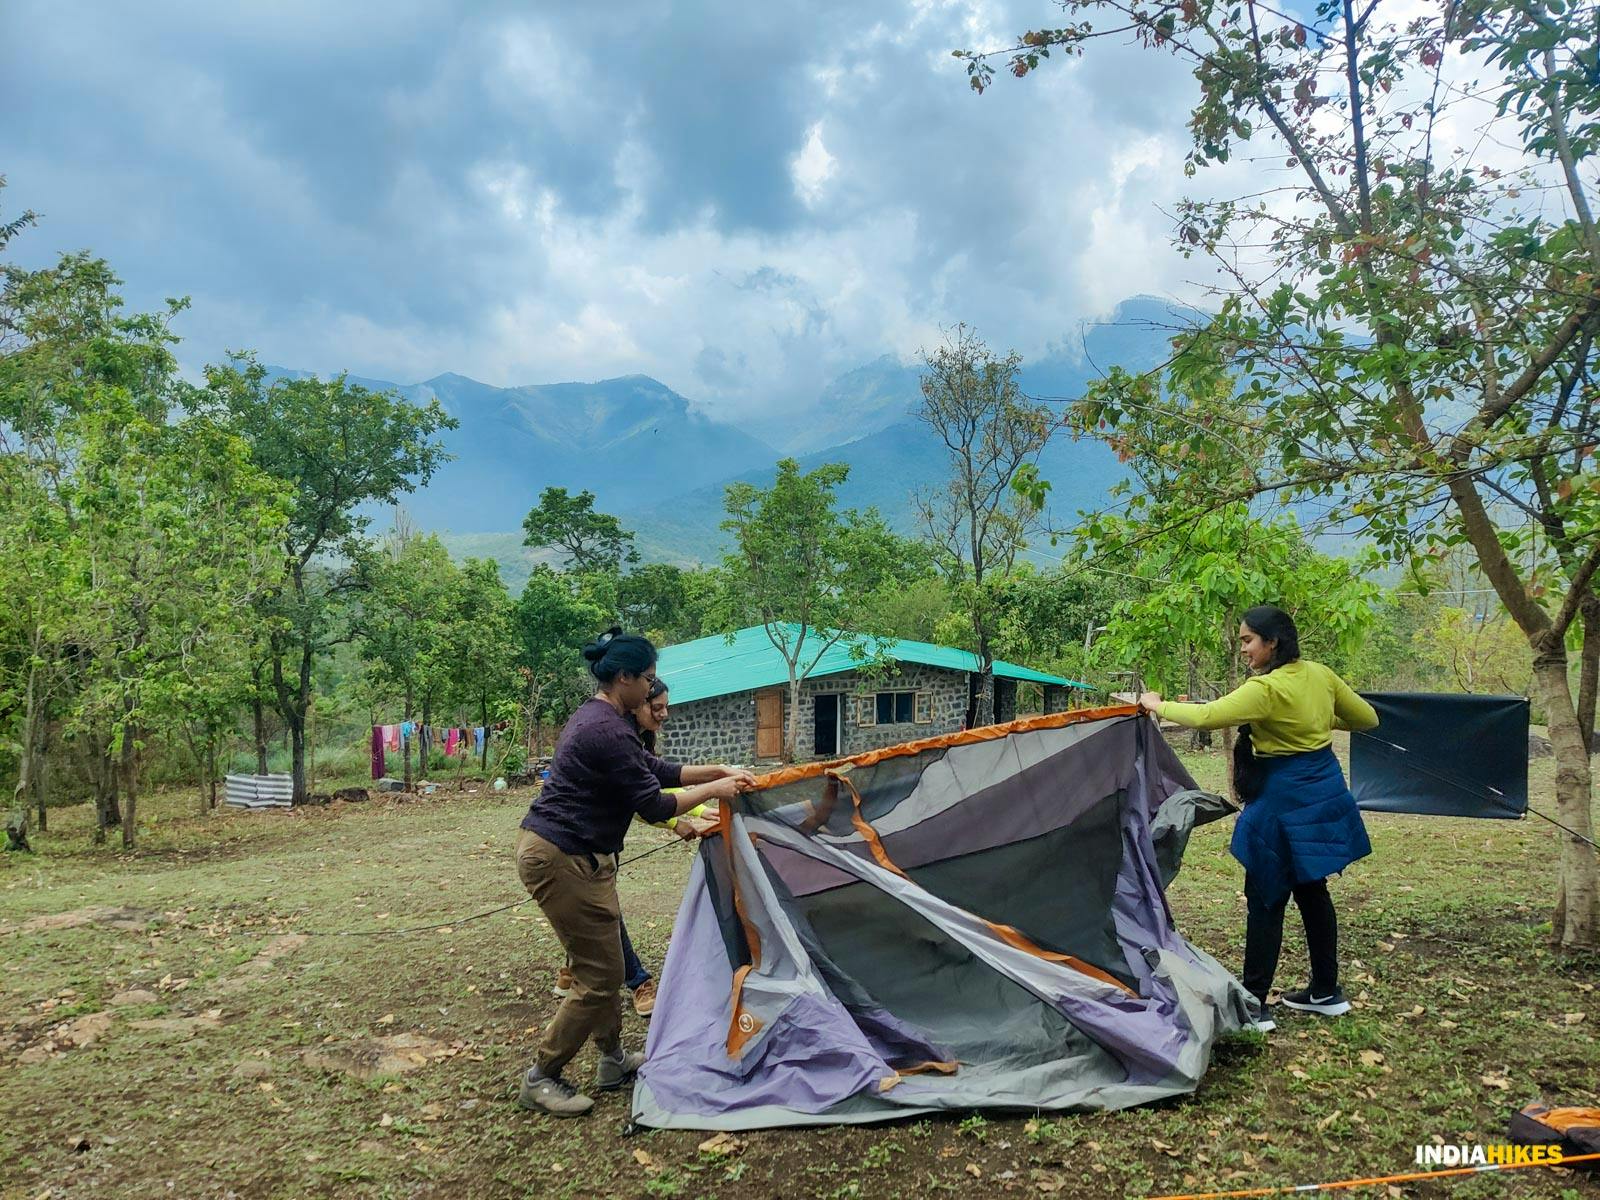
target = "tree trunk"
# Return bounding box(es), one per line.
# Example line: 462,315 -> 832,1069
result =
1185,653 -> 1211,751
403,684 -> 415,787
288,644 -> 313,805
207,741 -> 218,810
421,698 -> 433,777
786,671 -> 802,764
251,661 -> 270,775
119,708 -> 139,851
1533,653 -> 1600,948
5,665 -> 38,853
32,716 -> 49,833
480,695 -> 490,771
1577,593 -> 1599,755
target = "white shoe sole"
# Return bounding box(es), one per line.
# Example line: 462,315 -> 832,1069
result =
1281,996 -> 1351,1016
1250,1017 -> 1277,1032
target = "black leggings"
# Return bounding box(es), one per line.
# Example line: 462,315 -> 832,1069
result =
1242,877 -> 1338,1002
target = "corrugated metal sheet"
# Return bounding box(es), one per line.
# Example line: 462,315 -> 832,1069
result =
654,624 -> 1090,705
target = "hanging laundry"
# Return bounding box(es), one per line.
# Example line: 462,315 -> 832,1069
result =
444,728 -> 461,757
383,724 -> 401,752
370,726 -> 386,780
401,721 -> 415,741
474,727 -> 485,755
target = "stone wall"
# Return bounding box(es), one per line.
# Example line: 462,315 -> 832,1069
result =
657,663 -> 971,766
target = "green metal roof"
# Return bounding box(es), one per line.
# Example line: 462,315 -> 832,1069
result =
654,623 -> 1091,706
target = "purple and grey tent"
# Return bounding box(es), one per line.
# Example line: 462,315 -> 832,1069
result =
633,706 -> 1256,1130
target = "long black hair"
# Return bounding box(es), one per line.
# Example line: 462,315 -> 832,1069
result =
1233,605 -> 1302,802
581,626 -> 657,684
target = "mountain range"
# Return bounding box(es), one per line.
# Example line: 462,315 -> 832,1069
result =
267,296 -> 1200,590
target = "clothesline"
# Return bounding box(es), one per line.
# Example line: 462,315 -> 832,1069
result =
369,721 -> 509,781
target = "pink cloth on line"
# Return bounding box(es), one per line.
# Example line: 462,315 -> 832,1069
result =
383,724 -> 401,751
444,728 -> 461,757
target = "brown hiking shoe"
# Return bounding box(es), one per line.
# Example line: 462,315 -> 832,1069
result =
552,965 -> 575,999
632,978 -> 657,1017
517,1068 -> 593,1117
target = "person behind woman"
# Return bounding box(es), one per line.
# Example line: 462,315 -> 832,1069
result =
515,629 -> 756,1117
1138,605 -> 1378,1031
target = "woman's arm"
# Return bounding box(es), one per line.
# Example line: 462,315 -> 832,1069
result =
669,776 -> 743,817
1331,672 -> 1379,731
1156,677 -> 1273,730
678,763 -> 757,786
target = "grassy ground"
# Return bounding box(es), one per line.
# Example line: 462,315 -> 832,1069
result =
2,747 -> 1597,1200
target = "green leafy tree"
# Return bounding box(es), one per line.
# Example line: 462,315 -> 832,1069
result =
964,1 -> 1600,944
355,529 -> 460,785
512,565 -> 611,751
203,357 -> 454,804
720,459 -> 904,761
449,557 -> 519,770
522,486 -> 639,574
618,562 -> 701,644
916,325 -> 1054,726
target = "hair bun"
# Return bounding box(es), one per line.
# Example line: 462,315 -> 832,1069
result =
581,626 -> 623,663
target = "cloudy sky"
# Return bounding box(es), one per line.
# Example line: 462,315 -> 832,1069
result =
1,1 -> 1251,421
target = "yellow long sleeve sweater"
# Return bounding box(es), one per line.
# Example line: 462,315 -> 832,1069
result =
1156,659 -> 1378,756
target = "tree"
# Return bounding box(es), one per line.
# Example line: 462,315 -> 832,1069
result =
355,529 -> 459,786
964,1 -> 1600,945
448,557 -> 518,771
618,562 -> 704,644
522,487 -> 639,574
720,459 -> 903,761
512,565 -> 612,752
916,326 -> 1054,727
203,357 -> 454,804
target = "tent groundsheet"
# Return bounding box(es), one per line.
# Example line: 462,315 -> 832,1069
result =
633,707 -> 1256,1131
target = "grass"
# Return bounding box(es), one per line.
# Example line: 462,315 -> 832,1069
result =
2,744 -> 1597,1199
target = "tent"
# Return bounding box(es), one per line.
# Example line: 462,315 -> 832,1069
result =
633,705 -> 1256,1131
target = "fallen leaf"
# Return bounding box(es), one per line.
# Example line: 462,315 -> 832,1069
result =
698,1132 -> 744,1156
1481,1073 -> 1512,1090
68,1134 -> 91,1153
1359,1050 -> 1385,1068
1317,1111 -> 1342,1131
378,1113 -> 394,1128
1438,1019 -> 1459,1030
1563,1012 -> 1587,1025
1150,1138 -> 1182,1157
375,1013 -> 397,1026
1247,1132 -> 1272,1142
632,1148 -> 659,1171
966,1163 -> 983,1178
420,1102 -> 444,1121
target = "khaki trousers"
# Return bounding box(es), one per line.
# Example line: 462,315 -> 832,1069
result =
515,828 -> 624,1076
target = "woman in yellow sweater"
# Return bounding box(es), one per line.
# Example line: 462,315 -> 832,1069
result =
1138,605 -> 1379,1029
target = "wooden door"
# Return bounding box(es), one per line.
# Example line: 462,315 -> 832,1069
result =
755,689 -> 784,759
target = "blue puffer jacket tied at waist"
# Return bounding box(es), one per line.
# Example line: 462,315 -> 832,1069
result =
1230,746 -> 1372,907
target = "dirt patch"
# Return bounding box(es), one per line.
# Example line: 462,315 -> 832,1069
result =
128,1008 -> 224,1037
300,1031 -> 470,1080
211,933 -> 308,995
6,1010 -> 116,1062
0,905 -> 164,936
108,988 -> 159,1006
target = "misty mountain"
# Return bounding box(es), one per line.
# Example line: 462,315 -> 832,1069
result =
270,294 -> 1200,582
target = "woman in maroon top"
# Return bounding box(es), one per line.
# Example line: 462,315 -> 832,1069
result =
515,627 -> 755,1118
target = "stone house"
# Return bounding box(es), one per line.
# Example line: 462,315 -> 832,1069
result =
653,624 -> 1091,765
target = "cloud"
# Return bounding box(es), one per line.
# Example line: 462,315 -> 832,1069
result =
1,0 -> 1236,423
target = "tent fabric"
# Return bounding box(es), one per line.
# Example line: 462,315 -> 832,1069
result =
633,708 -> 1255,1131
654,624 -> 1092,705
1349,693 -> 1529,819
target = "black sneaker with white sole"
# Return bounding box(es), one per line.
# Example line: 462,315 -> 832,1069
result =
1280,985 -> 1351,1016
1245,998 -> 1276,1032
